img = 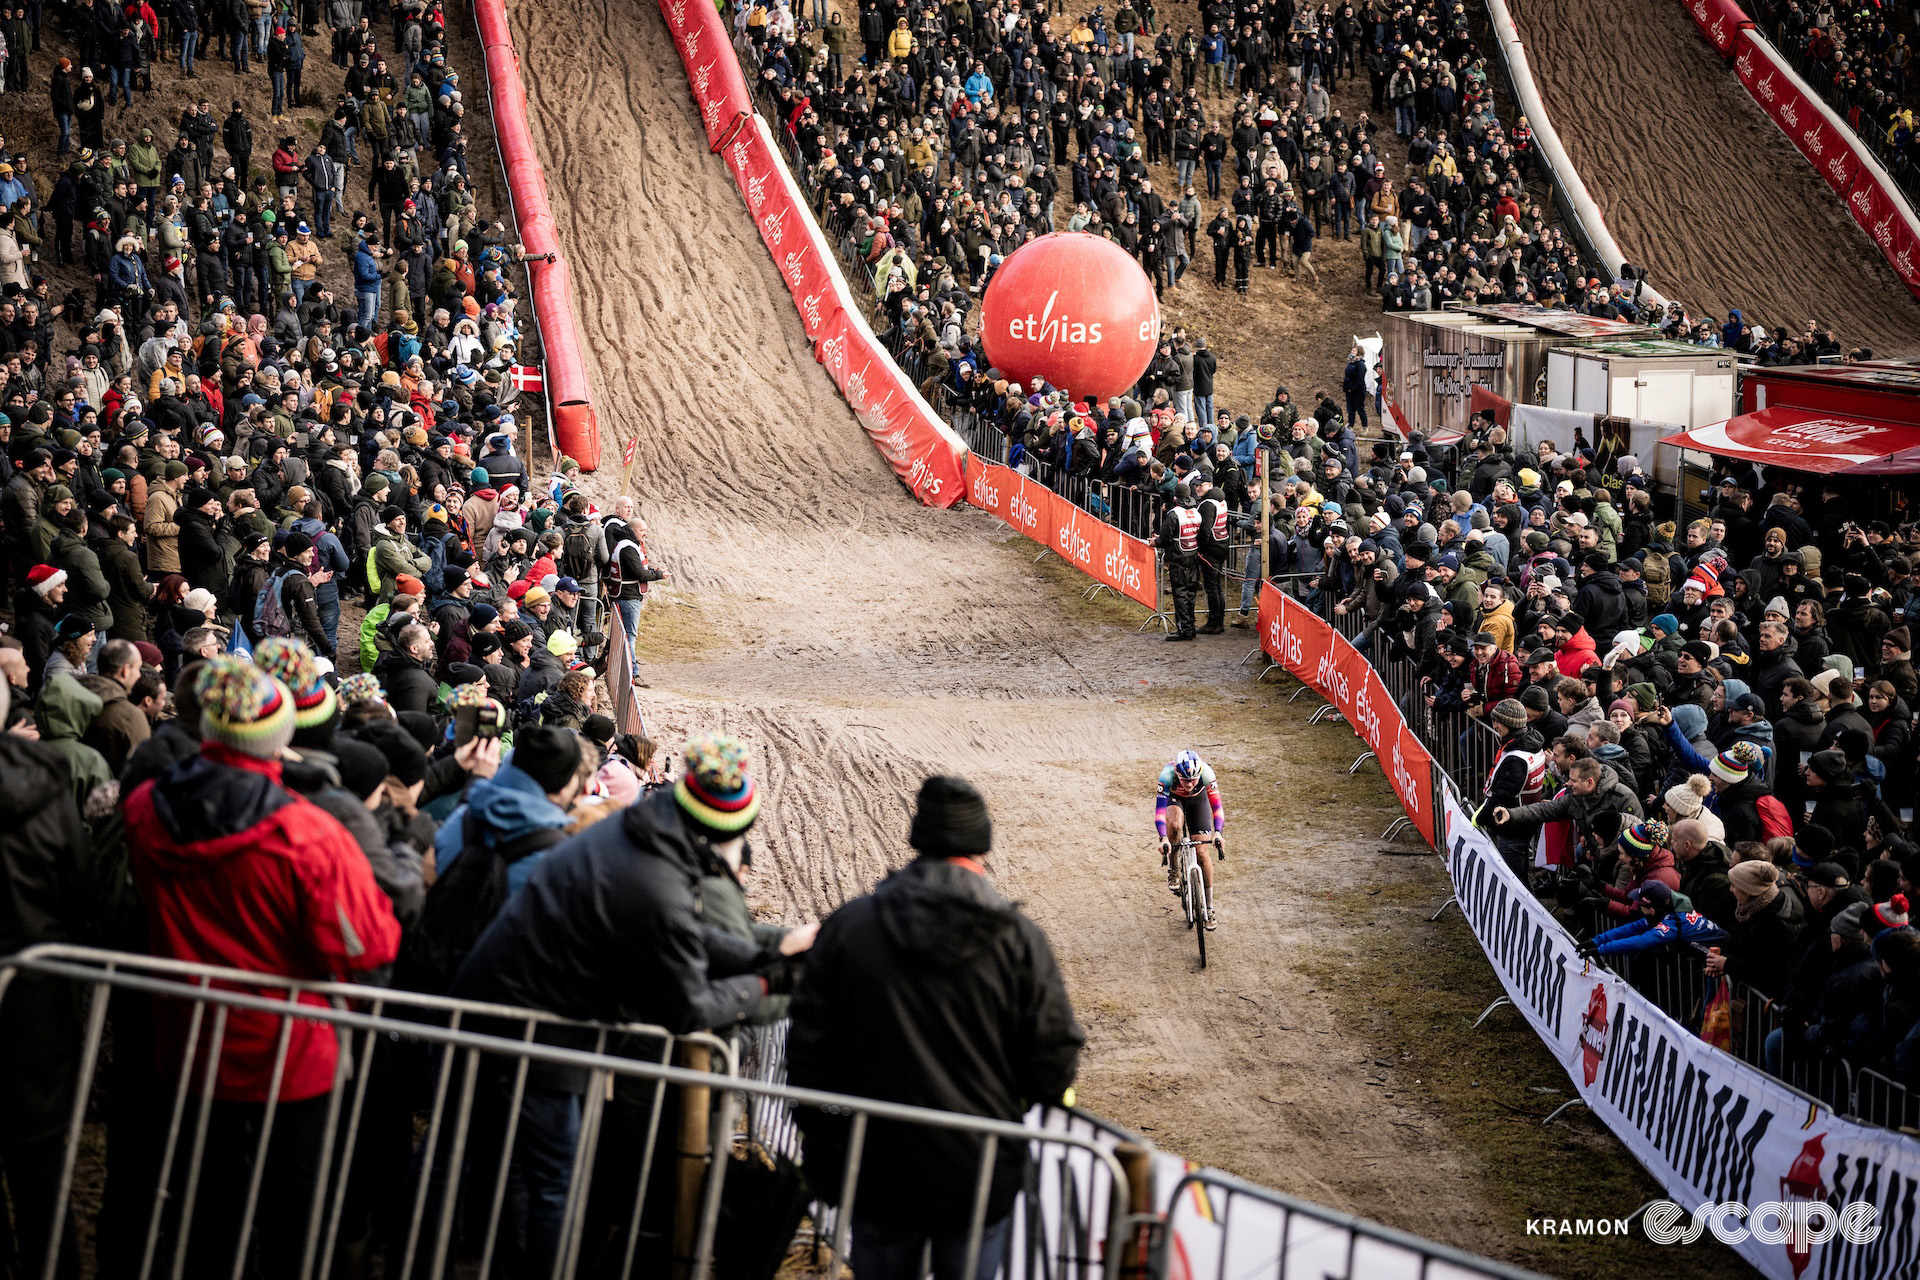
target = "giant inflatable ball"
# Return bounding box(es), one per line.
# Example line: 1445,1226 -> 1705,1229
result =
980,233 -> 1161,402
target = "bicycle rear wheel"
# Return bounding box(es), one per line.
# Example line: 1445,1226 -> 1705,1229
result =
1189,864 -> 1207,968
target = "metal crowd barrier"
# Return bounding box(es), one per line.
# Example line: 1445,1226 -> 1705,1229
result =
1154,1167 -> 1549,1280
0,944 -> 1138,1280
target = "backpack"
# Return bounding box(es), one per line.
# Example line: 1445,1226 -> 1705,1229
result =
1641,549 -> 1672,606
252,569 -> 293,639
1756,794 -> 1795,842
395,811 -> 566,994
561,523 -> 594,581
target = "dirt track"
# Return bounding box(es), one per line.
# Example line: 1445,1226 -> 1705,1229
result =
1512,0 -> 1920,354
501,0 -> 1745,1270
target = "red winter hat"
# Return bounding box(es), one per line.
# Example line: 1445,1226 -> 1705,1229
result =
27,564 -> 67,596
507,580 -> 531,602
394,573 -> 425,597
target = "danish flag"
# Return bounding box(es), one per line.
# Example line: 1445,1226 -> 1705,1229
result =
508,364 -> 545,393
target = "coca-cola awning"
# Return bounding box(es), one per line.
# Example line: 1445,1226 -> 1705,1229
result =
1662,406 -> 1920,475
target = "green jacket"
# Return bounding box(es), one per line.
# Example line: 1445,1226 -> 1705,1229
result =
127,141 -> 165,189
360,601 -> 393,674
372,527 -> 430,603
35,674 -> 112,814
48,529 -> 113,634
266,240 -> 293,290
701,865 -> 793,1024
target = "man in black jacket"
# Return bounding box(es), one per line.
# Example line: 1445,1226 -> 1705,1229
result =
450,731 -> 783,1277
789,776 -> 1083,1280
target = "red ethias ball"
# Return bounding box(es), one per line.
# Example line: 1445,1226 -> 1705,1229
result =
979,233 -> 1162,402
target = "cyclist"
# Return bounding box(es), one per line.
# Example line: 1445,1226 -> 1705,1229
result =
1156,750 -> 1224,929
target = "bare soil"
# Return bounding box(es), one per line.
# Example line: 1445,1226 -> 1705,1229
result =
504,0 -> 1754,1274
1513,0 -> 1920,354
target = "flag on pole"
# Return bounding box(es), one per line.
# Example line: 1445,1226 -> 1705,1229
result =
508,364 -> 545,394
622,437 -> 637,469
226,624 -> 253,659
603,600 -> 647,737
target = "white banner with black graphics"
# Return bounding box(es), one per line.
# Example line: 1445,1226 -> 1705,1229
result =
1438,786 -> 1920,1280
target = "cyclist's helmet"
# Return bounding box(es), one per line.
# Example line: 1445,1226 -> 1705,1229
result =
1173,750 -> 1203,783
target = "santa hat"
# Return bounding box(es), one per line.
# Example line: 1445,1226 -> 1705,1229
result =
27,565 -> 67,597
1683,564 -> 1723,598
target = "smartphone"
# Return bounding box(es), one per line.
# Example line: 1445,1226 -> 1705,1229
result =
453,700 -> 505,748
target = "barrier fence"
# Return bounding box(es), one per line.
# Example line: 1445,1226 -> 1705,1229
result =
0,943 -> 1545,1280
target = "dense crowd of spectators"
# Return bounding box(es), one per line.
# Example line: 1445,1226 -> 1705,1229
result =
1750,0 -> 1920,194
1265,418 -> 1920,1097
741,0 -> 1628,330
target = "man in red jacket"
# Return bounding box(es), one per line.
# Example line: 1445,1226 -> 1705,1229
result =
1552,610 -> 1599,677
124,654 -> 400,1278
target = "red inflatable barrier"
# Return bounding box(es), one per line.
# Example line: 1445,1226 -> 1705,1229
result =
1844,170 -> 1920,296
1255,582 -> 1436,843
660,0 -> 968,507
1733,33 -> 1860,196
965,461 -> 1158,608
1685,0 -> 1751,56
1725,27 -> 1920,301
658,0 -> 756,150
473,0 -> 600,469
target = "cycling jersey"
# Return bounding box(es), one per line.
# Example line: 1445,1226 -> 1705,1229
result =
1155,758 -> 1223,837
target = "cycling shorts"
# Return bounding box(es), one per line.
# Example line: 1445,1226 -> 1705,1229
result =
1169,791 -> 1214,840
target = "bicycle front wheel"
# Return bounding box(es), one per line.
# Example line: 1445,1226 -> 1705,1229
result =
1189,864 -> 1207,968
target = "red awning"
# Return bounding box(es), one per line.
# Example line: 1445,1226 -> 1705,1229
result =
1661,407 -> 1920,475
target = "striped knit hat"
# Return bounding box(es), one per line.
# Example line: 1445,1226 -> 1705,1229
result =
254,638 -> 338,731
674,732 -> 761,839
1619,819 -> 1669,856
1709,749 -> 1751,784
195,656 -> 296,760
338,673 -> 386,706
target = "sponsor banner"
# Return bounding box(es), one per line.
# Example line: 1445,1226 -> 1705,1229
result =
1687,0 -> 1751,56
967,461 -> 1158,608
656,0 -> 755,150
1732,29 -> 1918,294
1845,169 -> 1920,298
1254,582 -> 1435,842
1438,786 -> 1920,1280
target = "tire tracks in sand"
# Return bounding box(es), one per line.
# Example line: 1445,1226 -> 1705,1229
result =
507,0 -> 1544,1250
1513,0 -> 1920,353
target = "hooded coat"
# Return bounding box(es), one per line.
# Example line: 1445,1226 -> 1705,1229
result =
449,787 -> 767,1090
35,673 -> 111,813
434,761 -> 574,900
123,744 -> 402,1101
0,733 -> 92,1145
789,854 -> 1085,1230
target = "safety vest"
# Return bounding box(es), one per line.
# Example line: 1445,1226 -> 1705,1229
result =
1200,497 -> 1228,545
1170,506 -> 1201,553
1485,745 -> 1546,804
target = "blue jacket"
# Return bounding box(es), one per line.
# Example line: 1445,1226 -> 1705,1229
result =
353,244 -> 383,290
1594,909 -> 1726,956
292,517 -> 349,606
1231,430 -> 1258,469
435,761 -> 573,898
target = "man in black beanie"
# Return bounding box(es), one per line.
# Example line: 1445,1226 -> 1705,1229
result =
789,774 -> 1085,1280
